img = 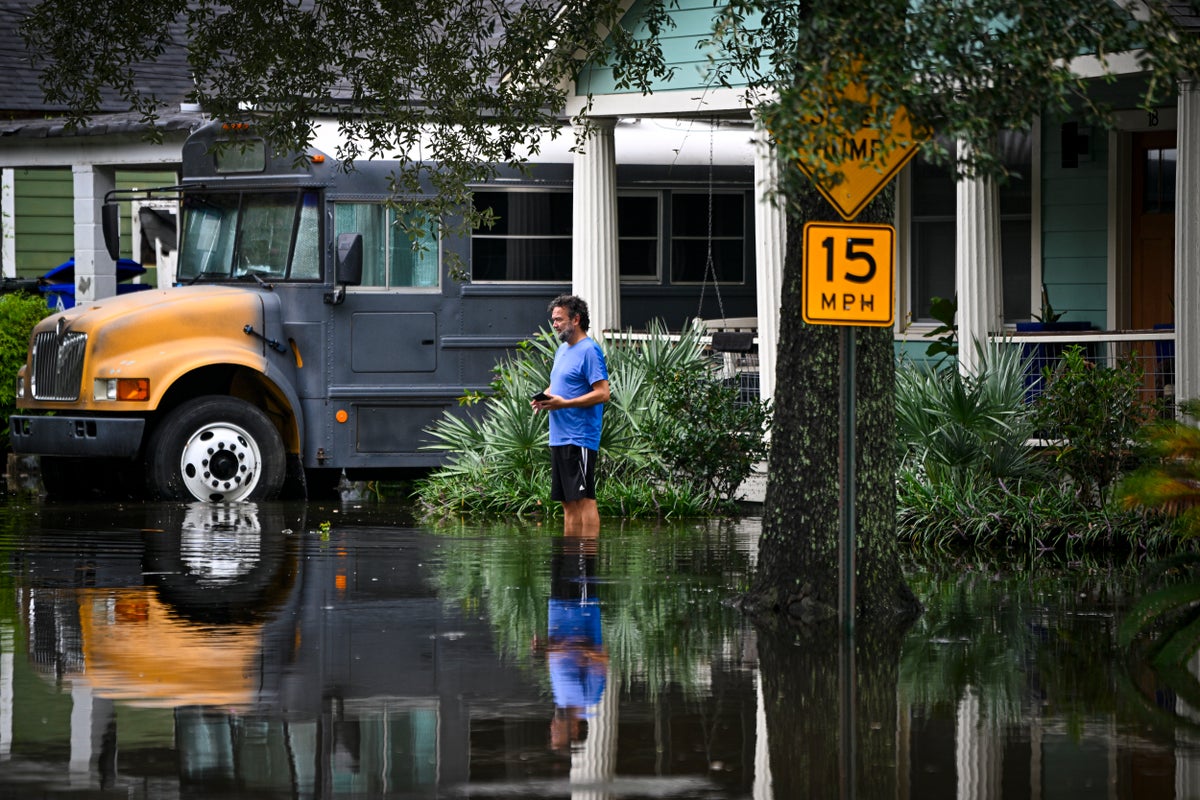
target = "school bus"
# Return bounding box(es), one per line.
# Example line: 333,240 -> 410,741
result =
8,120 -> 757,501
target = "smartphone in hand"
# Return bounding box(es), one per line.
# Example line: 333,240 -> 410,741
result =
532,391 -> 549,402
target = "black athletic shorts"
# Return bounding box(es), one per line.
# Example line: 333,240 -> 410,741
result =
550,445 -> 598,502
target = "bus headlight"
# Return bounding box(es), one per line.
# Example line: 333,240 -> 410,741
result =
94,378 -> 150,402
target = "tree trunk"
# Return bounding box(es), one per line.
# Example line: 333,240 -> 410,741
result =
757,622 -> 907,799
745,185 -> 921,628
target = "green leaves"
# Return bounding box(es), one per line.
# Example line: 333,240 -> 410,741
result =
1032,346 -> 1149,508
0,292 -> 50,448
415,322 -> 772,519
1119,399 -> 1200,535
895,342 -> 1039,491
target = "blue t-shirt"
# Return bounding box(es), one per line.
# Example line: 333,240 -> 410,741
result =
548,598 -> 606,709
548,337 -> 608,450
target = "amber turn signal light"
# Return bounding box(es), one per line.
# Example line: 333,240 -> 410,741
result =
94,378 -> 150,402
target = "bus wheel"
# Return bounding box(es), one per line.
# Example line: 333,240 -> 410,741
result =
146,396 -> 285,502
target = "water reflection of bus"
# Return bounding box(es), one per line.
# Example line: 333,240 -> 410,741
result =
3,505 -> 762,797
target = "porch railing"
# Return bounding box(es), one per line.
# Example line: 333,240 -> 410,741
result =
988,328 -> 1176,409
605,325 -> 1177,410
604,319 -> 762,405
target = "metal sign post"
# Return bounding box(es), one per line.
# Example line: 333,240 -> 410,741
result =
839,327 -> 856,635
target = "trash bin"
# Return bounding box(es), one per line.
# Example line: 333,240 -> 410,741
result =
39,257 -> 152,311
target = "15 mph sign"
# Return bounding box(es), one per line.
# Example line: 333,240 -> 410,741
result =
802,222 -> 895,327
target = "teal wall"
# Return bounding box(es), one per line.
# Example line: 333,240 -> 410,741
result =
894,337 -> 941,368
1039,118 -> 1109,329
575,0 -> 756,96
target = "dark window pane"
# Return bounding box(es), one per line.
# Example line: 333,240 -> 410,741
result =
618,195 -> 658,237
672,193 -> 744,237
618,195 -> 659,279
471,190 -> 572,281
997,131 -> 1032,216
911,220 -> 955,320
1001,221 -> 1031,320
473,191 -> 571,236
471,238 -> 571,281
619,239 -> 657,278
671,239 -> 744,283
1143,148 -> 1178,213
910,157 -> 956,217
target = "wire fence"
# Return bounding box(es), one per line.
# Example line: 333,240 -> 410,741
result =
991,329 -> 1176,413
610,325 -> 1178,414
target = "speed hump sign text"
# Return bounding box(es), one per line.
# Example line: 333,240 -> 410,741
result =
802,222 -> 895,327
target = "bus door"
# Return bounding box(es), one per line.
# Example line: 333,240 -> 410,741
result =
327,204 -> 453,462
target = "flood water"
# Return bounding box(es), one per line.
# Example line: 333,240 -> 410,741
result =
0,497 -> 1196,798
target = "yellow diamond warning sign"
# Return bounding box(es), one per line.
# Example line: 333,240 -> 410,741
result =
787,69 -> 926,221
802,222 -> 895,327
798,110 -> 922,221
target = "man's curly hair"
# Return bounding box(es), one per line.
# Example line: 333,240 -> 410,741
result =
548,294 -> 590,332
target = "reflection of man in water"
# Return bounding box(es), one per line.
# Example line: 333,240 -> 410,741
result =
546,531 -> 608,752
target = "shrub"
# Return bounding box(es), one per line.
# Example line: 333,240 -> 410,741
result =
0,292 -> 50,451
897,471 -> 1176,554
1031,346 -> 1150,508
894,340 -> 1178,554
649,368 -> 770,510
415,322 -> 772,519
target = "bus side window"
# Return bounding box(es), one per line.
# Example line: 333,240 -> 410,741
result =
334,203 -> 387,287
390,209 -> 439,288
333,202 -> 437,288
291,191 -> 321,280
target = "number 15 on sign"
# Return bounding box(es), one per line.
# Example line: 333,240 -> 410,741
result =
802,222 -> 895,327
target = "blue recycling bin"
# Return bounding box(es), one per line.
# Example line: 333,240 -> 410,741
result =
40,257 -> 152,311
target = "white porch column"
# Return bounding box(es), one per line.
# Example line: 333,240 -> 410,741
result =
753,119 -> 786,404
0,622 -> 12,757
1176,79 -> 1200,407
956,687 -> 1002,799
72,164 -> 118,305
753,672 -> 774,800
955,142 -> 1004,375
2,169 -> 14,278
570,670 -> 618,800
572,118 -> 621,332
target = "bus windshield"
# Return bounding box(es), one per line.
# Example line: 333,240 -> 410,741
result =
178,190 -> 320,282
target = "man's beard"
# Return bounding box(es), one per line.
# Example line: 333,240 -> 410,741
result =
557,325 -> 573,343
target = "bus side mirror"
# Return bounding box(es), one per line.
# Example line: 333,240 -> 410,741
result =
325,232 -> 362,305
336,233 -> 363,286
102,203 -> 121,261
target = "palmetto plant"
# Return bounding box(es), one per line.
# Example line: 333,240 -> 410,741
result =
416,321 -> 769,519
895,340 -> 1041,490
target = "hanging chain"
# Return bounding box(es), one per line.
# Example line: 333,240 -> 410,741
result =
696,119 -> 728,325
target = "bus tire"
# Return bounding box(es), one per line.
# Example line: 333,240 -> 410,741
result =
146,396 -> 285,502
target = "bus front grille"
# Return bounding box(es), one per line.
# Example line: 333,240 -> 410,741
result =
31,330 -> 87,401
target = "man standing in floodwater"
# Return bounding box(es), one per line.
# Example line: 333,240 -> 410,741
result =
531,295 -> 610,533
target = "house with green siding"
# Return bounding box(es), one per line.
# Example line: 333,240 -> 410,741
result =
551,0 -> 1196,406
0,0 -> 1196,406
